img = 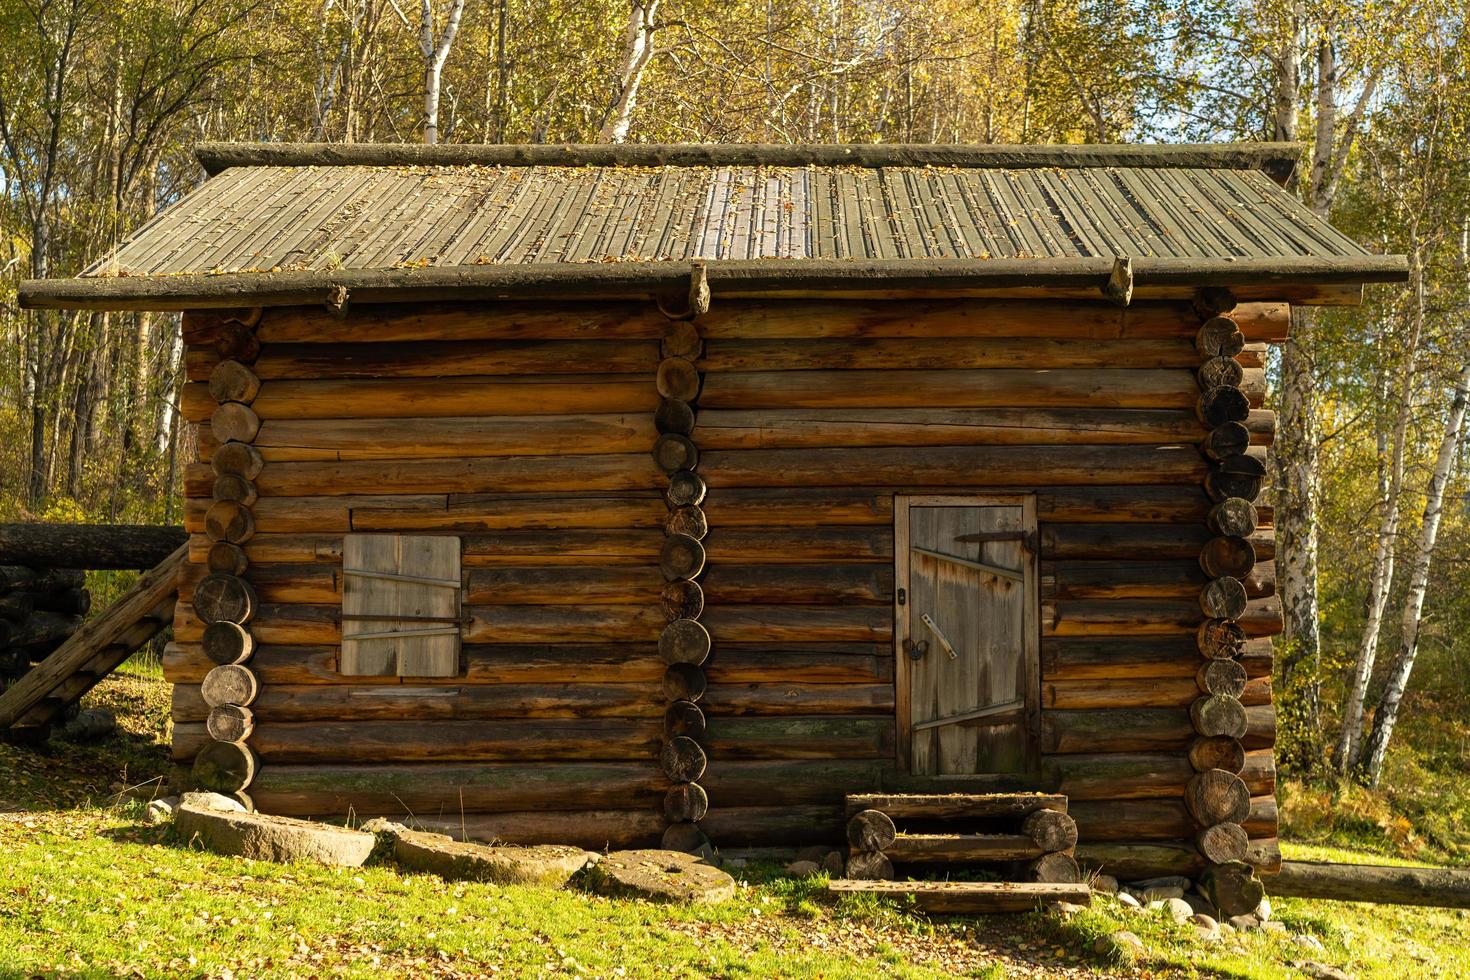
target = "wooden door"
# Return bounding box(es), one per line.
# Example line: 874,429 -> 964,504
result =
896,496 -> 1038,776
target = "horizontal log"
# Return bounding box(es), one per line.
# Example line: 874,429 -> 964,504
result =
249,762 -> 663,816
827,879 -> 1092,913
0,523 -> 186,569
187,339 -> 658,381
419,811 -> 663,851
173,683 -> 661,723
703,716 -> 895,760
251,302 -> 670,345
700,564 -> 891,604
187,454 -> 663,497
701,337 -> 1220,372
188,530 -> 667,566
1041,525 -> 1273,561
1042,596 -> 1286,638
1267,861 -> 1470,908
693,300 -> 1288,342
1040,560 -> 1274,599
700,446 -> 1209,488
1076,841 -> 1203,879
1072,798 -> 1277,845
198,414 -> 659,462
180,375 -> 657,423
698,368 -> 1264,411
184,495 -> 450,534
701,805 -> 846,846
700,606 -> 891,643
884,833 -> 1045,864
163,641 -> 894,687
163,296 -> 1296,342
1042,636 -> 1272,680
1042,705 -> 1275,754
1043,675 -> 1270,710
300,486 -> 1266,531
174,719 -> 661,764
695,407 -> 1276,450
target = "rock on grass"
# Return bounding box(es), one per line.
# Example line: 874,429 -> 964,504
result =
584,849 -> 736,903
392,829 -> 595,886
174,804 -> 374,866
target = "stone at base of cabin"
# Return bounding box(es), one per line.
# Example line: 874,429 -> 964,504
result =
1228,913 -> 1260,931
584,849 -> 736,903
1133,875 -> 1192,892
1091,873 -> 1119,895
821,851 -> 845,876
1255,895 -> 1273,922
174,804 -> 374,866
785,860 -> 821,876
794,844 -> 832,863
1292,961 -> 1353,980
1137,884 -> 1185,902
1261,919 -> 1287,934
360,817 -> 409,836
392,830 -> 596,886
59,708 -> 115,742
1192,913 -> 1220,940
180,791 -> 247,813
144,796 -> 180,825
1115,891 -> 1142,910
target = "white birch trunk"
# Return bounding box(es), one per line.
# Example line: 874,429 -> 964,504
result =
1336,268 -> 1424,771
598,0 -> 658,144
1358,359 -> 1470,784
419,0 -> 466,145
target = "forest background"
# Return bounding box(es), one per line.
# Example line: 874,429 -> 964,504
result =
1,0 -> 1467,858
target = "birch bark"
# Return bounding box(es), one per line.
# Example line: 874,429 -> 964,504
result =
598,0 -> 659,143
1336,257 -> 1425,771
417,0 -> 466,145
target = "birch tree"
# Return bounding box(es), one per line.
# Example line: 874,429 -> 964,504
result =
401,0 -> 466,143
598,0 -> 658,143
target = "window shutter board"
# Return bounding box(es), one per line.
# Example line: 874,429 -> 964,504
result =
341,534 -> 461,677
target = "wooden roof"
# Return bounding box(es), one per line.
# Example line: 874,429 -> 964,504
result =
20,143 -> 1406,310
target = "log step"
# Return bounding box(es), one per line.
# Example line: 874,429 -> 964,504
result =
882,833 -> 1046,864
844,792 -> 1067,820
828,879 -> 1091,914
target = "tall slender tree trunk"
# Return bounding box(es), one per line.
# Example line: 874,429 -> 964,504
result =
1358,359 -> 1470,785
1337,257 -> 1425,771
598,0 -> 659,143
419,0 -> 466,145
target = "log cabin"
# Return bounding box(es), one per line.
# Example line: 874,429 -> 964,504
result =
20,142 -> 1407,884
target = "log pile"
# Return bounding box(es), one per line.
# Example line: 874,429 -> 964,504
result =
0,567 -> 89,728
843,793 -> 1080,885
0,566 -> 89,717
1187,288 -> 1267,915
656,275 -> 714,855
191,309 -> 265,809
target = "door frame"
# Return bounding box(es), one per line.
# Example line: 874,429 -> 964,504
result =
894,494 -> 1041,775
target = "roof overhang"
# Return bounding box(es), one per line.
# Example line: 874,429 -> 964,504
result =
194,141 -> 1307,186
19,255 -> 1410,312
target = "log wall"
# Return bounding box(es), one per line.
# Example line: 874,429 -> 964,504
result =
168,296 -> 1283,869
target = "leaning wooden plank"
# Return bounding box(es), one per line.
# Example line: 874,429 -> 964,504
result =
0,544 -> 186,729
12,596 -> 178,732
844,793 -> 1067,820
827,880 -> 1090,914
1269,861 -> 1470,908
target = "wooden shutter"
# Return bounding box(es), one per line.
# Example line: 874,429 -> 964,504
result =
341,534 -> 461,677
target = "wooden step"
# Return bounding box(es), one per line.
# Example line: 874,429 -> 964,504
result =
882,832 -> 1045,864
829,879 -> 1090,914
845,792 -> 1067,820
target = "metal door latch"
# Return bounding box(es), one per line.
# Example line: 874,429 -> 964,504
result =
903,638 -> 929,661
920,613 -> 960,660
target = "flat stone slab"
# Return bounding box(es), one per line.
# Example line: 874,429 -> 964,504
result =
392,830 -> 595,886
174,804 -> 374,866
585,849 -> 735,903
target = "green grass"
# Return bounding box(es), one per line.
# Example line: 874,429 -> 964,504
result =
2,658 -> 1468,978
